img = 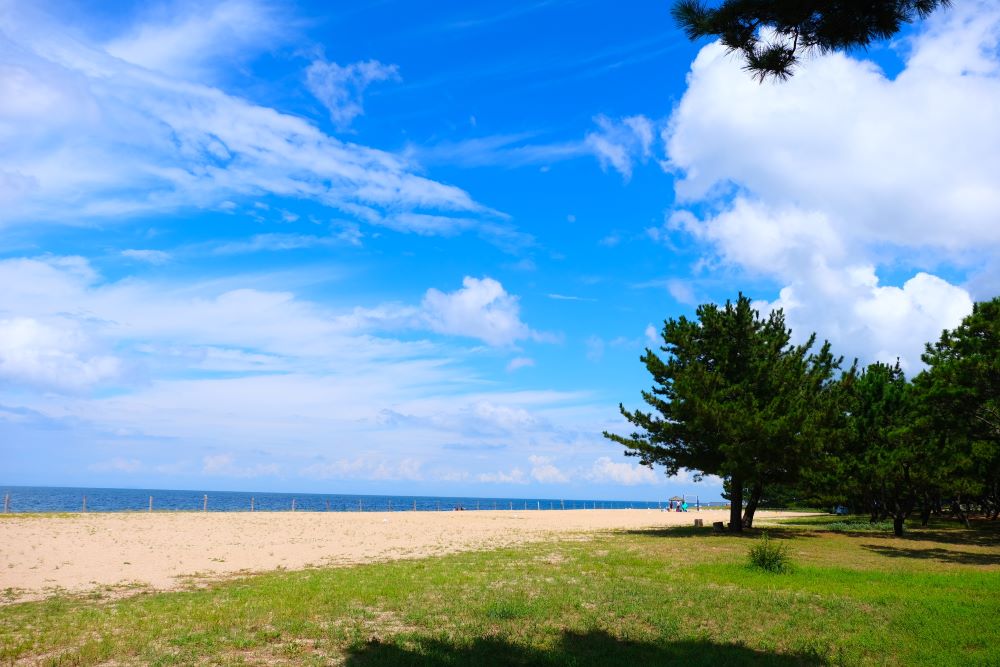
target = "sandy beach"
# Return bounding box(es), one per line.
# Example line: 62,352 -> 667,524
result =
1,509 -> 809,602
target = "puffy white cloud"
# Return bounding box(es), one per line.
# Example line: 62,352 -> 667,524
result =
529,455 -> 568,483
0,317 -> 121,392
662,2 -> 999,367
306,58 -> 400,129
587,457 -> 659,486
421,276 -> 543,346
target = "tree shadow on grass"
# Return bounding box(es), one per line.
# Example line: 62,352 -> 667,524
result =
860,543 -> 1000,566
346,630 -> 827,666
623,525 -> 808,540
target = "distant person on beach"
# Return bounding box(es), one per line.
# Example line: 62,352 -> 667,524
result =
681,501 -> 688,512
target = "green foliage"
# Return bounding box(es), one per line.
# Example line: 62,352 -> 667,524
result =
747,532 -> 793,573
824,520 -> 894,533
605,293 -> 841,530
671,0 -> 952,80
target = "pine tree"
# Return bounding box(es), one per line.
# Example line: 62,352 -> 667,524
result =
671,0 -> 952,80
605,294 -> 841,532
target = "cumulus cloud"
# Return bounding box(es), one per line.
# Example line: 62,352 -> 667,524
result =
587,457 -> 659,486
661,1 -> 1000,366
421,277 -> 544,346
0,317 -> 122,392
306,58 -> 400,129
529,455 -> 568,483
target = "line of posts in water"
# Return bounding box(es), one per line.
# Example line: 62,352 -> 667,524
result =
1,492 -> 704,514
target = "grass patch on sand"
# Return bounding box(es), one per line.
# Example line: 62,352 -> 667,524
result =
1,521 -> 998,665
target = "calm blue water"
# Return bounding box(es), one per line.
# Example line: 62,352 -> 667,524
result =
0,486 -> 721,513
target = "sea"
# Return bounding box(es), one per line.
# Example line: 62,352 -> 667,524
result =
0,485 -> 722,514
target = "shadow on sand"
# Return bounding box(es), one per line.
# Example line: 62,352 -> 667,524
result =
345,630 -> 827,667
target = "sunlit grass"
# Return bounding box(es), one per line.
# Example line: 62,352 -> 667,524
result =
1,521 -> 997,665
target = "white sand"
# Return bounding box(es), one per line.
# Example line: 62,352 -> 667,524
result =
0,509 -> 809,602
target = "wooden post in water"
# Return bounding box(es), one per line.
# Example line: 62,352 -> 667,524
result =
251,496 -> 255,512
149,495 -> 153,512
82,495 -> 87,513
203,494 -> 208,512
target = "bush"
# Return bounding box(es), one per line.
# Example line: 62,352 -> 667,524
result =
825,520 -> 893,533
747,533 -> 792,573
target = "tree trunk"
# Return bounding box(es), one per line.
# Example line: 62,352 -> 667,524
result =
742,482 -> 763,529
920,505 -> 931,527
728,477 -> 743,533
892,515 -> 905,537
951,499 -> 971,528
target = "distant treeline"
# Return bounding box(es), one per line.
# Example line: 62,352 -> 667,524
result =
607,295 -> 999,536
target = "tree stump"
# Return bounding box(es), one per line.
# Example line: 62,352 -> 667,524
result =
694,519 -> 704,527
712,521 -> 725,532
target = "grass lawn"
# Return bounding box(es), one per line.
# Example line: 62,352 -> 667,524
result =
2,517 -> 998,666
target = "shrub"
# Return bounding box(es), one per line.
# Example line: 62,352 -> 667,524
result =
747,532 -> 792,573
825,520 -> 894,533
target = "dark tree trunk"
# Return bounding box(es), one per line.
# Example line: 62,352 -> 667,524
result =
892,515 -> 905,537
951,499 -> 971,528
729,477 -> 744,533
742,482 -> 763,529
920,505 -> 931,527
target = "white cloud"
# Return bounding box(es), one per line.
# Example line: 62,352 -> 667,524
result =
506,357 -> 535,372
202,453 -> 280,478
0,5 -> 485,227
662,2 -> 999,367
585,114 -> 655,181
0,317 -> 122,392
121,249 -> 171,264
105,0 -> 287,80
305,58 -> 400,129
478,468 -> 527,484
300,457 -> 423,481
587,457 -> 659,486
644,324 -> 659,347
529,455 -> 568,483
421,276 -> 543,346
585,335 -> 604,362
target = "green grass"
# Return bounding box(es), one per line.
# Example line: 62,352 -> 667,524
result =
1,521 -> 998,666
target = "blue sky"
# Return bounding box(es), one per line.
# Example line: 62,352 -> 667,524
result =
1,0 -> 998,500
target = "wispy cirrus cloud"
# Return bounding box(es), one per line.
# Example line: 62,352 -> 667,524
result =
0,3 -> 490,230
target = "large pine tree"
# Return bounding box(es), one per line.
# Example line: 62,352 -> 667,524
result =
605,294 -> 841,532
